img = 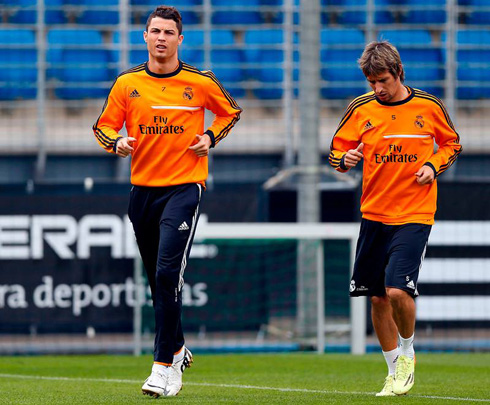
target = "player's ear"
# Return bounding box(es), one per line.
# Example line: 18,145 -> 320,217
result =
397,63 -> 405,82
143,31 -> 148,43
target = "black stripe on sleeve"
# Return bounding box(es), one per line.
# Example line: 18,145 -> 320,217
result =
182,63 -> 241,144
182,63 -> 242,111
334,94 -> 376,136
413,90 -> 459,138
92,64 -> 145,133
94,129 -> 112,149
437,148 -> 462,176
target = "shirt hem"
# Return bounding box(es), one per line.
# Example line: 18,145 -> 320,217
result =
131,179 -> 206,189
362,213 -> 434,225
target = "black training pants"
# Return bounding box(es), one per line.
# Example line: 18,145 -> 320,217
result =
128,183 -> 202,364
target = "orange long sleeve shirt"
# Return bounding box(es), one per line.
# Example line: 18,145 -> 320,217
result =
329,87 -> 462,225
93,61 -> 242,187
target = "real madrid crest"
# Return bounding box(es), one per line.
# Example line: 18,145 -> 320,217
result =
183,87 -> 194,100
414,115 -> 424,129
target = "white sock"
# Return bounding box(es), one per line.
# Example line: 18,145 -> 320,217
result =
152,363 -> 169,373
399,333 -> 415,359
173,346 -> 185,363
382,347 -> 399,376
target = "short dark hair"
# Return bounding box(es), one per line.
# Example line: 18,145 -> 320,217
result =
145,6 -> 183,35
358,41 -> 405,83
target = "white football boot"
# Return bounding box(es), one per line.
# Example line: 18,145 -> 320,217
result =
141,367 -> 169,398
165,347 -> 194,396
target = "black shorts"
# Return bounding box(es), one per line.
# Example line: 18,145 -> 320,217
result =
349,219 -> 431,298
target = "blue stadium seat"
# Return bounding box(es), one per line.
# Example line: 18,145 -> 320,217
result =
259,0 -> 286,4
112,30 -> 147,65
134,7 -> 200,25
262,0 -> 300,24
181,30 -> 243,67
80,0 -> 119,4
211,0 -> 262,24
210,31 -> 242,68
180,30 -> 245,97
378,30 -> 444,83
244,29 -> 286,65
211,31 -> 245,98
129,30 -> 148,65
399,0 -> 446,24
180,10 -> 201,24
48,28 -> 104,45
400,49 -> 444,81
321,27 -> 365,44
244,29 -> 298,99
320,28 -> 365,99
8,0 -> 67,24
212,12 -> 263,25
76,0 -> 119,25
0,28 -> 35,44
131,0 -> 202,4
457,28 -> 490,43
466,13 -> 490,24
212,0 -> 259,5
62,0 -> 117,4
47,29 -> 112,99
77,10 -> 119,24
0,29 -> 37,100
454,29 -> 490,99
131,0 -> 202,24
378,29 -> 432,44
180,30 -> 205,65
322,0 -> 345,4
465,0 -> 490,24
337,0 -> 395,25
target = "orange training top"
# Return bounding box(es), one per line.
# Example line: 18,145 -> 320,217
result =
329,87 -> 462,225
93,61 -> 242,187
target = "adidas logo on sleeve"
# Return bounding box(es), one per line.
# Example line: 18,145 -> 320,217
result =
178,221 -> 189,231
129,89 -> 141,98
363,120 -> 374,131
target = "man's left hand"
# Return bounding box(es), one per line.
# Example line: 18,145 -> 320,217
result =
415,165 -> 435,185
189,134 -> 211,157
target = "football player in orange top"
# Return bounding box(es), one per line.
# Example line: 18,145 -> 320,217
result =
93,6 -> 241,398
329,41 -> 461,397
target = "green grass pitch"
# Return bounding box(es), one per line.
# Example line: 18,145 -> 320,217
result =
0,353 -> 489,404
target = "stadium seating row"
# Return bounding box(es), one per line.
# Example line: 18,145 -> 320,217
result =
7,0 -> 490,4
1,27 -> 490,100
3,0 -> 490,25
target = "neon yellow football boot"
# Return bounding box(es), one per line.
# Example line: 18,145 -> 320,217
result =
376,375 -> 396,397
393,355 -> 415,395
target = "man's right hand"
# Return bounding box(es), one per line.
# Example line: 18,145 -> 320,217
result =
116,137 -> 137,158
344,143 -> 364,168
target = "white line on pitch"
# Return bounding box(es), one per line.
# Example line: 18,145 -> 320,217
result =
0,373 -> 488,403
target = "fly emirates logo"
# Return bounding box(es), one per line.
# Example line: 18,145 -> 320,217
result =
374,144 -> 418,164
138,115 -> 184,135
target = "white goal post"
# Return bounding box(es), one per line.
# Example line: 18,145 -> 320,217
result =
193,221 -> 363,355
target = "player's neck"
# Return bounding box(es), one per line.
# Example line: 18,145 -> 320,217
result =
391,85 -> 409,103
147,57 -> 180,75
